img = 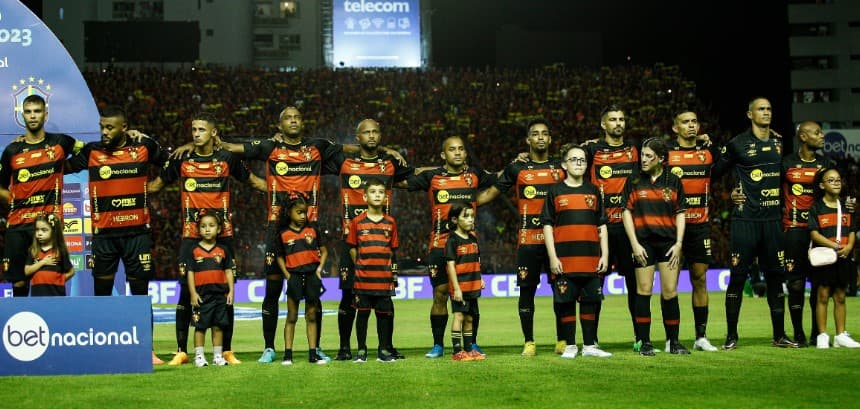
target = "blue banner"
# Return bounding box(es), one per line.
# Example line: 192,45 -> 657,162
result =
0,296 -> 153,375
1,0 -> 106,296
332,0 -> 422,67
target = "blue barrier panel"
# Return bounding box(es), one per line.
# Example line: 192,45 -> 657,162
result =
0,296 -> 153,376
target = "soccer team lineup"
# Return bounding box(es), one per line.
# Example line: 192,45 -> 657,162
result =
3,95 -> 858,367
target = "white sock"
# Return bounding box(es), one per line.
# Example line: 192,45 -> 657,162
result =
214,346 -> 223,359
195,347 -> 205,358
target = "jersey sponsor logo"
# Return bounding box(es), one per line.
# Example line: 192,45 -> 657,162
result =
686,197 -> 701,206
112,214 -> 140,223
184,178 -> 197,191
599,165 -> 613,179
761,188 -> 779,197
750,168 -> 763,182
523,185 -> 537,199
110,197 -> 136,208
15,168 -> 30,182
671,166 -> 683,178
22,194 -> 45,205
348,175 -> 362,188
98,166 -> 111,179
436,189 -> 450,203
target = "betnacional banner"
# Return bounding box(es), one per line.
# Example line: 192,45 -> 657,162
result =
332,0 -> 422,67
0,296 -> 152,375
1,0 -> 105,296
822,129 -> 860,161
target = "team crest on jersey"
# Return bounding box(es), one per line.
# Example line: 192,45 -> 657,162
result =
378,159 -> 386,173
178,263 -> 186,276
625,148 -> 634,161
465,174 -> 473,187
518,266 -> 528,280
11,77 -> 51,128
213,254 -> 222,264
265,252 -> 274,266
731,253 -> 740,267
214,163 -> 223,175
585,195 -> 594,209
302,146 -> 312,161
305,234 -> 314,245
785,259 -> 795,273
697,150 -> 707,163
429,265 -> 438,278
662,188 -> 672,202
46,148 -> 55,161
129,149 -> 138,161
775,143 -> 781,155
551,167 -> 560,181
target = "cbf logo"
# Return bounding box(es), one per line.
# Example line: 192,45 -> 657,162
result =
11,77 -> 52,128
3,312 -> 49,361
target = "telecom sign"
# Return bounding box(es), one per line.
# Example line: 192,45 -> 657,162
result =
332,0 -> 422,67
0,296 -> 153,375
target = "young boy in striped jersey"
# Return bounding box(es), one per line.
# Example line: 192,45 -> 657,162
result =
346,178 -> 400,363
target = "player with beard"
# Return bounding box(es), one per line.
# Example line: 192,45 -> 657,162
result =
0,95 -> 82,297
476,119 -> 567,356
407,135 -> 496,358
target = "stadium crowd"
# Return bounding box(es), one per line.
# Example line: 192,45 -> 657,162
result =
69,63 -> 858,279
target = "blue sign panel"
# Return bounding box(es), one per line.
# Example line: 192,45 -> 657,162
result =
0,296 -> 153,375
332,0 -> 422,67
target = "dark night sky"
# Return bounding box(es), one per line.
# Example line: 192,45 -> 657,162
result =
22,0 -> 792,136
429,0 -> 793,137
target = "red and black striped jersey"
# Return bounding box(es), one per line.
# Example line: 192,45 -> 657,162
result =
713,129 -> 783,221
0,133 -> 78,229
540,181 -> 605,276
406,165 -> 496,250
68,138 -> 165,237
184,242 -> 232,293
808,200 -> 854,248
327,152 -> 413,239
274,223 -> 323,274
667,143 -> 718,226
622,171 -> 686,242
160,149 -> 250,239
495,158 -> 565,246
782,152 -> 834,230
445,231 -> 482,299
26,247 -> 72,296
584,139 -> 639,225
346,211 -> 399,296
243,138 -> 337,223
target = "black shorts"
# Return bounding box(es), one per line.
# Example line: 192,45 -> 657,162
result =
353,293 -> 393,313
607,225 -> 634,276
91,233 -> 154,280
516,245 -> 550,287
338,240 -> 355,290
784,228 -> 811,281
810,257 -> 855,289
681,223 -> 713,266
553,274 -> 602,304
729,220 -> 785,279
427,248 -> 448,288
451,297 -> 479,314
2,227 -> 33,283
193,292 -> 229,330
637,239 -> 675,268
286,272 -> 323,303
